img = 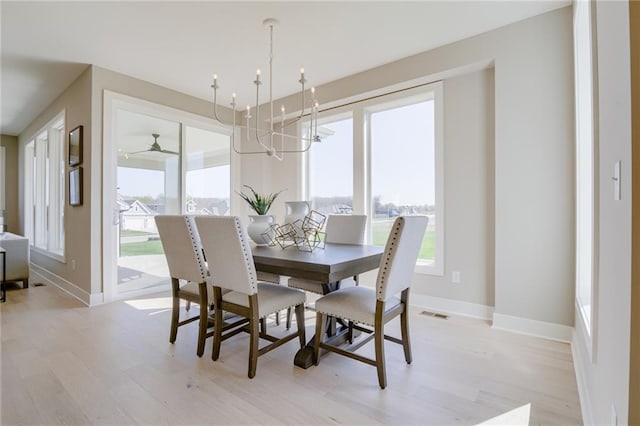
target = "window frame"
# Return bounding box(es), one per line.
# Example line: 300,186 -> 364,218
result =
573,0 -> 598,360
23,110 -> 66,261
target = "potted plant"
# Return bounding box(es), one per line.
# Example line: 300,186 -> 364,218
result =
237,185 -> 283,245
238,185 -> 282,215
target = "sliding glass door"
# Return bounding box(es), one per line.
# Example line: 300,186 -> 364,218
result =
104,92 -> 232,300
115,110 -> 180,293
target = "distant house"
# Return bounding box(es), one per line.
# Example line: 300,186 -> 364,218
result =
185,199 -> 198,213
208,200 -> 230,216
120,198 -> 158,232
185,199 -> 227,215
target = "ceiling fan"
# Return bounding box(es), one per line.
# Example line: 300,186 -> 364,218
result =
126,133 -> 179,157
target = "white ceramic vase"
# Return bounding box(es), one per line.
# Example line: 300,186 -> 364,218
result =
247,214 -> 275,245
284,201 -> 310,236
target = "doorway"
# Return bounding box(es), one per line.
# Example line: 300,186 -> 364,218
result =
103,91 -> 235,301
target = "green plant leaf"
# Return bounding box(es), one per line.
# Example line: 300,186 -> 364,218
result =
237,185 -> 284,215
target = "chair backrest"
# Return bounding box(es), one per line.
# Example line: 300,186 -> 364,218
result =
154,215 -> 207,283
325,214 -> 367,245
195,216 -> 258,296
376,216 -> 428,301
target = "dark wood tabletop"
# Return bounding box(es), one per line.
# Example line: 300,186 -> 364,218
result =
252,243 -> 384,283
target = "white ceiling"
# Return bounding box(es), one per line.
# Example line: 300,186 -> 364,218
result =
1,1 -> 569,136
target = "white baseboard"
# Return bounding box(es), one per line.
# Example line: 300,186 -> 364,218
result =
492,313 -> 573,343
571,326 -> 594,425
411,294 -> 494,320
30,264 -> 103,307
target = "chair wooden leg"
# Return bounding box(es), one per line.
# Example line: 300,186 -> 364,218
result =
295,304 -> 306,348
274,310 -> 280,326
347,321 -> 354,344
196,305 -> 208,357
286,307 -> 293,330
170,296 -> 179,343
375,323 -> 387,389
196,282 -> 209,357
212,302 -> 223,361
400,306 -> 412,364
313,312 -> 327,365
248,316 -> 260,378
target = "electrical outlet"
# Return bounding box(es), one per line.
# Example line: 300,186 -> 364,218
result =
71,259 -> 76,271
452,271 -> 461,284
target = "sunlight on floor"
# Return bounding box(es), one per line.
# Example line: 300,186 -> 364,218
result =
475,403 -> 531,425
124,296 -> 174,311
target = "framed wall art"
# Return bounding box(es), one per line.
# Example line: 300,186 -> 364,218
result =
69,167 -> 83,206
69,125 -> 83,166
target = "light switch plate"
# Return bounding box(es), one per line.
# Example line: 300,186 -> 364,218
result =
614,161 -> 621,201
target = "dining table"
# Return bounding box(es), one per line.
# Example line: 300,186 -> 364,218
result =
252,242 -> 384,368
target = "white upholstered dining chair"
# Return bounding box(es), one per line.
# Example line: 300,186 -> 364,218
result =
312,215 -> 428,389
195,215 -> 307,378
154,215 -> 214,357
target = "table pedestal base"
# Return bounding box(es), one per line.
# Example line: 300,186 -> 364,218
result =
294,317 -> 357,369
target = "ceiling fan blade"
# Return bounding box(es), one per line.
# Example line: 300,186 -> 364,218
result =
159,149 -> 179,155
124,149 -> 151,155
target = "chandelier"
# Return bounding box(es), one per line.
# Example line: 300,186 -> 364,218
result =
211,18 -> 320,161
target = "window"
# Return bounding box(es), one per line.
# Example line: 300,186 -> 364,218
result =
0,146 -> 5,229
574,0 -> 596,338
306,115 -> 353,214
304,83 -> 444,274
24,111 -> 65,259
185,125 -> 231,215
370,97 -> 437,268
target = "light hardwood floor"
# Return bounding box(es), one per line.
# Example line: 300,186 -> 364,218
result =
1,283 -> 582,425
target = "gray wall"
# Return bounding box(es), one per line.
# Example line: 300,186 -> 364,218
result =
17,67 -> 93,292
0,134 -> 19,233
261,7 -> 575,326
572,1 -> 634,424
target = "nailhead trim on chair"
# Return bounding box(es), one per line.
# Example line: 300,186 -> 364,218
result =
376,217 -> 404,301
234,216 -> 258,294
185,216 -> 207,282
